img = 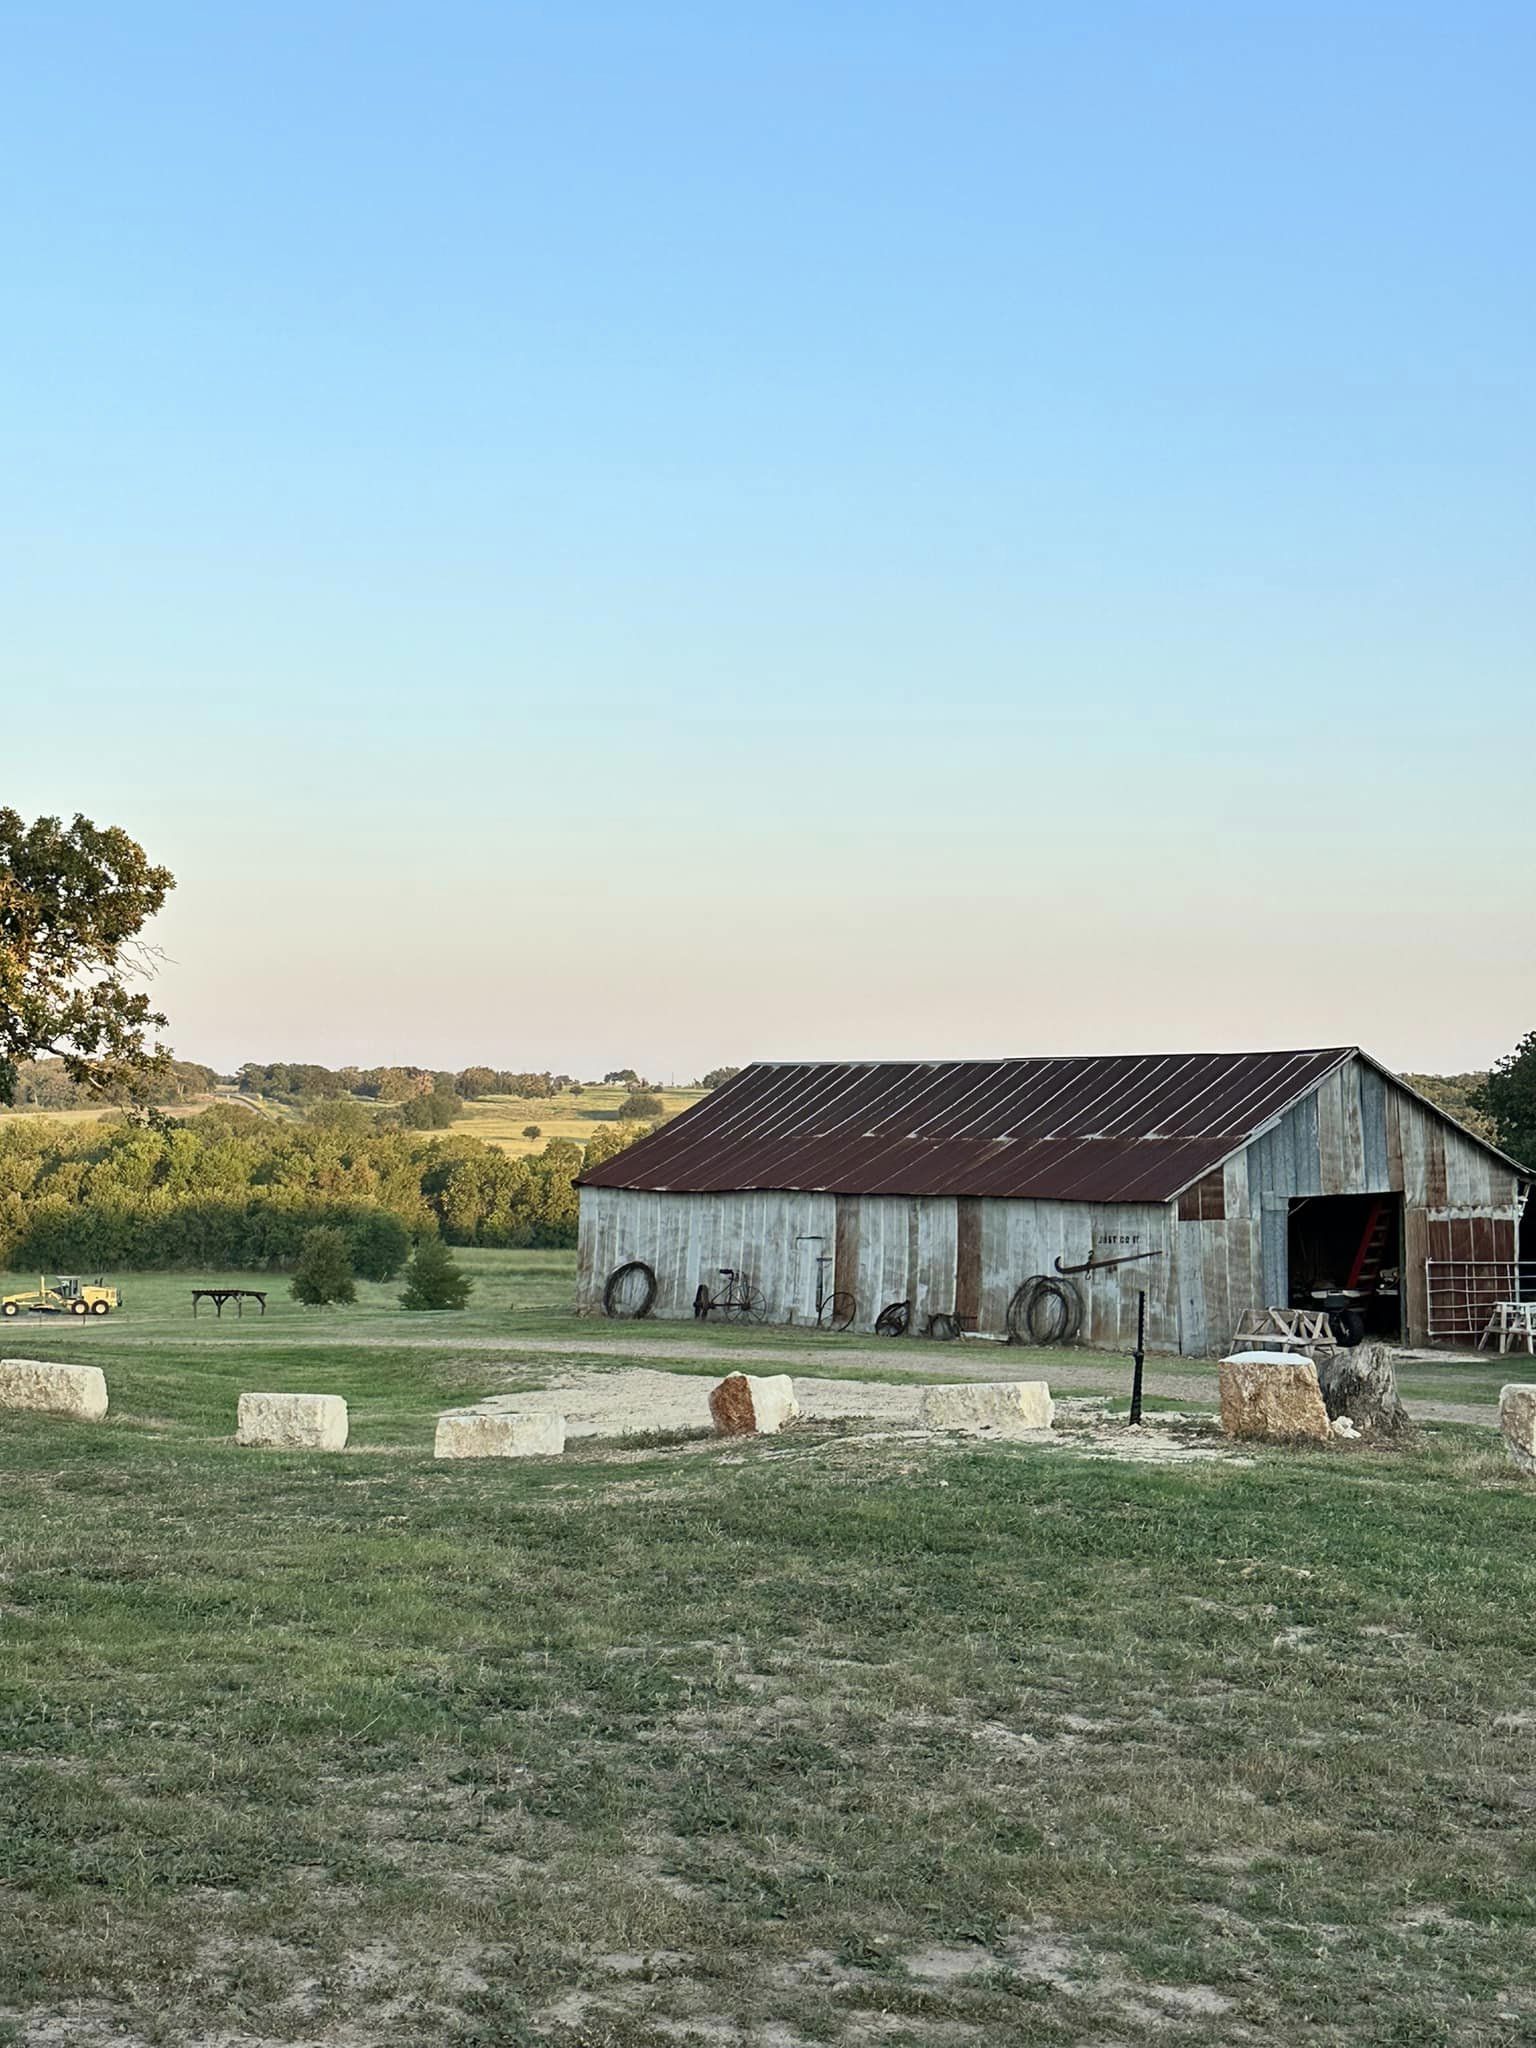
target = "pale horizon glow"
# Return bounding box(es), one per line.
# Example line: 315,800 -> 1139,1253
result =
4,2 -> 1533,1081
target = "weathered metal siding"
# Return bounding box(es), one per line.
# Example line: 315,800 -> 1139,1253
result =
578,1185 -> 837,1321
579,1185 -> 1180,1349
1202,1055 -> 1521,1349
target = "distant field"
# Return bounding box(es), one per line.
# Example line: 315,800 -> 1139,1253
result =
448,1083 -> 706,1155
0,1083 -> 703,1152
0,1088 -> 284,1127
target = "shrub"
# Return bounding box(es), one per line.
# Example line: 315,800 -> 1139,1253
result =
617,1091 -> 664,1121
348,1209 -> 411,1281
291,1227 -> 356,1307
400,1086 -> 460,1131
400,1237 -> 473,1311
522,1125 -> 541,1140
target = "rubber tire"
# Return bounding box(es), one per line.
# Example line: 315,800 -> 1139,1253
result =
72,1300 -> 89,1316
1330,1307 -> 1366,1347
875,1300 -> 911,1338
91,1299 -> 110,1316
693,1284 -> 711,1320
1,1302 -> 16,1317
603,1260 -> 658,1319
818,1290 -> 856,1333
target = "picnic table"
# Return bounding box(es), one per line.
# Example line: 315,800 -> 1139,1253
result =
191,1288 -> 268,1318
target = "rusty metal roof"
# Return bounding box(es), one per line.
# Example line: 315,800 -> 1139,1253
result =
578,1049 -> 1360,1203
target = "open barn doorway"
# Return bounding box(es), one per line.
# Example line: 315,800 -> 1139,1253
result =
1288,1194 -> 1403,1341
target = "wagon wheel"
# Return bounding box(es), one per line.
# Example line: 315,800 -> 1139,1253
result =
874,1299 -> 911,1338
724,1285 -> 768,1325
603,1260 -> 658,1319
817,1289 -> 857,1332
926,1311 -> 961,1342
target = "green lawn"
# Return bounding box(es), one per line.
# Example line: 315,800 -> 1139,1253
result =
0,1252 -> 1511,1444
0,1253 -> 1156,1439
1,1257 -> 1534,2043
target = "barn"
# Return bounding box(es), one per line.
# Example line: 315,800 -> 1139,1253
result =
576,1050 -> 1531,1355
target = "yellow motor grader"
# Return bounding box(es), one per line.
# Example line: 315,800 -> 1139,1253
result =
1,1274 -> 121,1319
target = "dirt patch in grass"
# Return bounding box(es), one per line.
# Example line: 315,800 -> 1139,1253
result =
468,1368 -> 1262,1474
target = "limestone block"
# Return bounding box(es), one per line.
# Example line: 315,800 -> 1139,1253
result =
1499,1384 -> 1536,1478
0,1359 -> 108,1422
919,1381 -> 1054,1434
1218,1355 -> 1330,1443
434,1409 -> 566,1459
237,1392 -> 349,1450
708,1373 -> 799,1437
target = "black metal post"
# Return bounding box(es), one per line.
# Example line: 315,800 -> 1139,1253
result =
1129,1288 -> 1147,1425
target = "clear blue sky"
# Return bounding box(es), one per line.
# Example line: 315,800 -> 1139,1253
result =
4,2 -> 1532,1077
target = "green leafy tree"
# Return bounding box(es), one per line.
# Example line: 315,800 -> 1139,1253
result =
604,1068 -> 640,1085
305,1097 -> 376,1136
1474,1033 -> 1536,1165
290,1226 -> 357,1306
400,1235 -> 473,1310
618,1090 -> 664,1120
0,810 -> 175,1105
347,1209 -> 411,1281
580,1122 -> 655,1175
400,1082 -> 460,1130
699,1066 -> 741,1089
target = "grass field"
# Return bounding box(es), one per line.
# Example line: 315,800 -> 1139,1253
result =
0,1084 -> 706,1158
445,1086 -> 706,1157
2,1253 -> 1533,2046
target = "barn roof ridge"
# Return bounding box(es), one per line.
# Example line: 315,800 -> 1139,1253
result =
739,1046 -> 1358,1068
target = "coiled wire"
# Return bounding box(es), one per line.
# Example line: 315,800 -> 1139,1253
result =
1007,1274 -> 1083,1345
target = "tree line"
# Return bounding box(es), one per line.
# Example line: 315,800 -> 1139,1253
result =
236,1063 -> 577,1104
0,1107 -> 645,1272
7,1057 -> 219,1110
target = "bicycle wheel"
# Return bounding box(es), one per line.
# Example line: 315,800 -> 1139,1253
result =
874,1300 -> 911,1338
818,1290 -> 856,1332
724,1285 -> 768,1325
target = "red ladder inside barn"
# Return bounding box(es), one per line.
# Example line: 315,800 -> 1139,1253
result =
1346,1200 -> 1394,1293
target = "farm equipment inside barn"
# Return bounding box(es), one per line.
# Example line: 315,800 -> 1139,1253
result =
1,1274 -> 122,1319
1288,1195 -> 1402,1343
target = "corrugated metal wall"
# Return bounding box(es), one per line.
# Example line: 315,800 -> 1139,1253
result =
576,1059 -> 1521,1354
1201,1055 -> 1522,1348
577,1183 -> 1179,1347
